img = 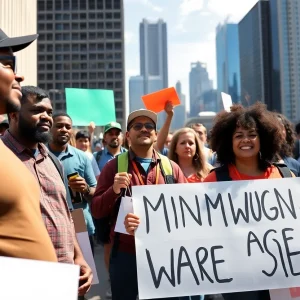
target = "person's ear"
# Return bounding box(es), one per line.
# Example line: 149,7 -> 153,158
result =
9,112 -> 19,122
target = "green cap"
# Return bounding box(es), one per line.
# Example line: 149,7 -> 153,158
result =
104,121 -> 122,133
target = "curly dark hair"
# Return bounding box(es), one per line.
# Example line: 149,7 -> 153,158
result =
276,113 -> 296,157
210,102 -> 284,170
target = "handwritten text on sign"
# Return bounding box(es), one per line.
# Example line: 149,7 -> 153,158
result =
132,178 -> 300,299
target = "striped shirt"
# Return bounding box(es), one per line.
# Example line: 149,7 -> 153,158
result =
2,130 -> 75,263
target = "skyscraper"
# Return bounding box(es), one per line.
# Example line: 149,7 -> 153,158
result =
269,0 -> 300,121
189,62 -> 212,117
216,22 -> 241,110
139,19 -> 168,93
37,0 -> 125,126
239,0 -> 272,108
0,0 -> 38,85
172,81 -> 186,130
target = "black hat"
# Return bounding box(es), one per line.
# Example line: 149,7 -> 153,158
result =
0,29 -> 38,52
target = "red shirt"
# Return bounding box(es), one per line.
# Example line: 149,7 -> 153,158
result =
2,131 -> 75,263
204,164 -> 291,182
92,149 -> 186,253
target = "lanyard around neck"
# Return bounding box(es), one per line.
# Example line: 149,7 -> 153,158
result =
131,159 -> 159,185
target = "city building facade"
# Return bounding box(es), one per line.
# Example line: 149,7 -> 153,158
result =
216,22 -> 241,111
37,0 -> 126,126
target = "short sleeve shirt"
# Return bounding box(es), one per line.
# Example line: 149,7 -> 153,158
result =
49,145 -> 97,235
94,146 -> 127,171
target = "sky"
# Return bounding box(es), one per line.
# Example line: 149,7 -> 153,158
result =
124,0 -> 258,111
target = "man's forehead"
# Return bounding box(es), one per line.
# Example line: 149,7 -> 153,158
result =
54,116 -> 72,124
132,116 -> 154,123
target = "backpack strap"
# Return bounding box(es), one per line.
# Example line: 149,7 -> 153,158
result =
157,152 -> 175,184
273,163 -> 293,178
212,164 -> 232,181
94,149 -> 103,164
48,151 -> 74,211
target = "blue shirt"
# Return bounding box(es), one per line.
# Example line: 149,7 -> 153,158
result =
135,157 -> 152,173
49,145 -> 97,235
283,156 -> 300,177
93,146 -> 127,171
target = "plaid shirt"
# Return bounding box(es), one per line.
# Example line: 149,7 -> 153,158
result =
2,131 -> 74,263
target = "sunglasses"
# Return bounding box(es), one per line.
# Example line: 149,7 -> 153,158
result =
0,55 -> 17,74
130,122 -> 156,131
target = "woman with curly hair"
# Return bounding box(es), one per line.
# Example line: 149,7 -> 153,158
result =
168,127 -> 212,182
276,113 -> 300,176
204,103 -> 294,300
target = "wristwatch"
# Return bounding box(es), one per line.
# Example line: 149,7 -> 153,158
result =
83,184 -> 91,195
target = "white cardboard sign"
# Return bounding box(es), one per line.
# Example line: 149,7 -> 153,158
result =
133,178 -> 300,299
0,256 -> 79,300
221,92 -> 233,112
115,196 -> 133,235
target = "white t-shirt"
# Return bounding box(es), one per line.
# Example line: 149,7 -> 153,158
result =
85,151 -> 100,177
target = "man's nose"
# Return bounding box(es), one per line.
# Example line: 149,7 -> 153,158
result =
15,74 -> 24,83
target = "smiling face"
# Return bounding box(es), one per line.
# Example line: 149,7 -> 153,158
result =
51,116 -> 72,146
175,131 -> 196,160
10,94 -> 53,144
232,127 -> 260,160
0,49 -> 24,114
126,116 -> 157,147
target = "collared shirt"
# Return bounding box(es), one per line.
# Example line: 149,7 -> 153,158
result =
91,148 -> 187,254
2,131 -> 74,263
93,146 -> 127,171
49,145 -> 97,236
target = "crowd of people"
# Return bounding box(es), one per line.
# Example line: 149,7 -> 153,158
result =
1,28 -> 300,300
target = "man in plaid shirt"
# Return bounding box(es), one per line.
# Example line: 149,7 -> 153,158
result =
3,85 -> 93,299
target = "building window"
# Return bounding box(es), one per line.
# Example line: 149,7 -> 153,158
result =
55,0 -> 62,10
72,23 -> 79,30
46,14 -> 53,20
105,0 -> 112,9
98,43 -> 105,50
89,32 -> 96,39
81,63 -> 87,69
97,22 -> 104,29
116,111 -> 123,119
90,82 -> 97,88
81,83 -> 88,88
38,55 -> 45,62
97,0 -> 104,9
106,32 -> 113,39
114,0 -> 121,9
90,73 -> 97,79
106,13 -> 113,19
38,45 -> 45,52
72,73 -> 79,80
114,22 -> 121,29
72,54 -> 79,60
89,13 -> 96,19
55,33 -> 63,40
81,73 -> 88,80
106,22 -> 113,29
63,44 -> 70,51
79,0 -> 86,9
38,64 -> 45,71
80,44 -> 87,51
89,0 -> 96,9
89,53 -> 97,60
72,63 -> 80,70
106,43 -> 113,50
107,82 -> 113,89
114,43 -> 121,50
38,1 -> 45,10
115,62 -> 122,68
63,1 -> 70,10
80,33 -> 87,40
47,64 -> 53,70
89,23 -> 96,30
114,13 -> 121,19
114,32 -> 121,39
115,81 -> 122,88
63,13 -> 70,20
63,73 -> 70,80
97,32 -> 104,39
107,72 -> 113,78
98,54 -> 105,59
38,14 -> 45,21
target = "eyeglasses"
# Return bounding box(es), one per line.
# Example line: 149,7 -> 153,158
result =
130,122 -> 156,131
0,55 -> 17,74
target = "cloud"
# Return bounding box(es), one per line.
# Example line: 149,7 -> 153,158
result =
125,0 -> 163,12
179,0 -> 205,16
208,0 -> 258,22
125,31 -> 135,45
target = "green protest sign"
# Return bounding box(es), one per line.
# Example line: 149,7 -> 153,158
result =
65,88 -> 116,126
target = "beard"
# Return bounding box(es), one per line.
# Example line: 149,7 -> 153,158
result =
18,115 -> 52,144
6,98 -> 20,114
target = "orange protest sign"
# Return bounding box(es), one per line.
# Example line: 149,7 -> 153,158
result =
141,87 -> 181,113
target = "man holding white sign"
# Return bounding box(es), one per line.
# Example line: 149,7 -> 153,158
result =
92,109 -> 186,300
